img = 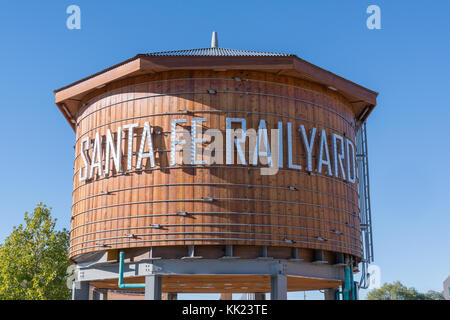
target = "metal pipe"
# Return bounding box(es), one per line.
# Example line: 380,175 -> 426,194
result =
343,266 -> 351,300
118,251 -> 145,289
350,267 -> 355,300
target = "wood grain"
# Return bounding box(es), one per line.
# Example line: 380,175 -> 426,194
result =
70,70 -> 361,260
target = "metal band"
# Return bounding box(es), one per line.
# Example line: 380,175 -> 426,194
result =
69,211 -> 361,234
78,77 -> 355,128
80,77 -> 355,117
72,165 -> 359,194
71,196 -> 358,219
77,90 -> 354,131
71,182 -> 358,208
69,222 -> 362,243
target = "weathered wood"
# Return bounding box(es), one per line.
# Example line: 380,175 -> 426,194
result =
89,274 -> 341,293
69,70 -> 361,261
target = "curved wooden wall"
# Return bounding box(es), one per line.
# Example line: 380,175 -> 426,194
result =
70,70 -> 361,260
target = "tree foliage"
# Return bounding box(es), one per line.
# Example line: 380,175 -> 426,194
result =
368,281 -> 444,300
0,203 -> 70,300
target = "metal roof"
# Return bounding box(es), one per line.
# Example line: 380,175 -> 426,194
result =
144,47 -> 294,57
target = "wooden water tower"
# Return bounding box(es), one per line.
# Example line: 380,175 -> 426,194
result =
55,32 -> 377,300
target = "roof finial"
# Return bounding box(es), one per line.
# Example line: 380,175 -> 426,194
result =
211,31 -> 218,48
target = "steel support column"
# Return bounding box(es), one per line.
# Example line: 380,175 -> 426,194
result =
72,281 -> 90,300
270,274 -> 287,300
324,288 -> 338,300
145,275 -> 162,300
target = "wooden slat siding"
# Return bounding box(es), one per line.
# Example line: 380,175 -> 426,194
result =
145,80 -> 154,248
163,72 -> 171,247
112,82 -> 121,251
211,74 -> 219,245
207,73 -> 217,245
156,74 -> 164,246
101,89 -> 108,249
107,85 -> 117,250
291,77 -> 302,247
255,74 -> 264,245
151,81 -> 160,246
195,76 -> 204,244
243,75 -> 252,245
278,76 -> 288,248
225,74 -> 234,245
191,75 -> 200,245
117,82 -> 126,248
229,75 -> 238,245
69,70 -> 361,259
185,73 -> 195,246
97,96 -> 104,249
112,85 -> 120,248
178,75 -> 188,244
342,99 -> 350,251
134,77 -> 143,249
160,73 -> 168,246
130,79 -> 138,248
174,73 -> 183,245
247,73 -> 255,246
265,74 -> 277,247
186,71 -> 194,246
121,81 -> 130,248
286,76 -> 297,248
265,76 -> 275,246
215,75 -> 225,245
331,94 -> 341,253
132,80 -> 140,249
89,95 -> 97,250
207,75 -> 217,245
315,85 -> 326,250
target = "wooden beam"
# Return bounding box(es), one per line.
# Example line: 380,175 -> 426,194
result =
55,58 -> 143,104
292,57 -> 378,106
89,274 -> 342,294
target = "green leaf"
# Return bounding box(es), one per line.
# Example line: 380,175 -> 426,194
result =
0,203 -> 71,300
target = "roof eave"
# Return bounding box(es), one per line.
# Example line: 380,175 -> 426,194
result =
55,55 -> 378,131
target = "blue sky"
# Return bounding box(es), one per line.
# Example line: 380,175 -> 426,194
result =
0,0 -> 449,299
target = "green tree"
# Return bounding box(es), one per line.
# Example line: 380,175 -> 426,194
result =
368,281 -> 444,300
0,203 -> 71,300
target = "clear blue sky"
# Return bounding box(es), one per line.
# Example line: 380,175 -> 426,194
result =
0,1 -> 448,299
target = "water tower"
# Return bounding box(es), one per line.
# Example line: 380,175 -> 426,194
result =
55,32 -> 376,300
